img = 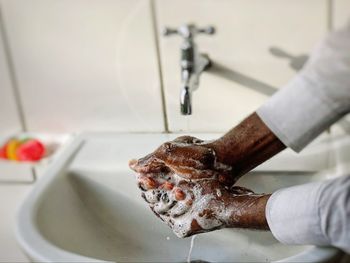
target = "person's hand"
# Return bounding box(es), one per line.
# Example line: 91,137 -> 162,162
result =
129,158 -> 269,238
129,113 -> 282,237
130,111 -> 287,187
130,135 -> 236,186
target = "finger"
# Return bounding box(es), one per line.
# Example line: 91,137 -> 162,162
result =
129,154 -> 167,174
176,183 -> 195,201
160,181 -> 174,190
173,136 -> 204,144
172,218 -> 203,238
149,206 -> 164,221
168,166 -> 217,180
173,187 -> 186,201
141,190 -> 160,204
155,143 -> 215,170
138,175 -> 158,190
230,186 -> 255,195
129,156 -> 148,172
128,159 -> 138,169
154,200 -> 177,215
137,181 -> 147,191
168,188 -> 193,217
152,190 -> 178,214
169,201 -> 191,218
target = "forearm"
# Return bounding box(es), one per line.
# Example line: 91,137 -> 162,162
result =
210,112 -> 286,178
220,194 -> 271,230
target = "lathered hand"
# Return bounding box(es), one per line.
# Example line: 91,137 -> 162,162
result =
129,112 -> 284,237
130,112 -> 286,187
129,159 -> 269,238
130,135 -> 235,186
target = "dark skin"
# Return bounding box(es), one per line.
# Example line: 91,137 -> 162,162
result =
129,112 -> 286,237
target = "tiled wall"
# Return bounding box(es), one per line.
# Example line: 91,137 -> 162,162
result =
0,0 -> 348,135
332,0 -> 350,137
333,0 -> 350,30
0,0 -> 164,133
0,16 -> 22,137
156,0 -> 329,132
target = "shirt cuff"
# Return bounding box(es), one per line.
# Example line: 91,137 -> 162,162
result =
266,181 -> 329,246
257,75 -> 342,152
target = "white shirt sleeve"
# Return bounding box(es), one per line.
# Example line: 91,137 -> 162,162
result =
257,23 -> 350,152
257,22 -> 350,251
266,175 -> 350,253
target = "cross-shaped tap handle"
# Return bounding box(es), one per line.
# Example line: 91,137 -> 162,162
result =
163,24 -> 215,39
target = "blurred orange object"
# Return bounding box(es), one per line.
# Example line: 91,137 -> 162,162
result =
5,139 -> 21,160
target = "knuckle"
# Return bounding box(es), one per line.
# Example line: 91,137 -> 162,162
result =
159,142 -> 175,154
201,149 -> 215,166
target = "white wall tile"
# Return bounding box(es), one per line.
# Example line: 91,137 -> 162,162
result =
1,0 -> 164,132
0,15 -> 21,136
333,0 -> 350,30
331,0 -> 350,137
156,0 -> 328,132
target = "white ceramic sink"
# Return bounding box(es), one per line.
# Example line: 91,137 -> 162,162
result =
16,133 -> 345,262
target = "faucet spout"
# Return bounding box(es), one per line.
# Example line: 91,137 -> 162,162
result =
180,85 -> 192,115
163,24 -> 215,115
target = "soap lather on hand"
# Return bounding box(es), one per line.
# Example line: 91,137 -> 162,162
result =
129,135 -> 270,238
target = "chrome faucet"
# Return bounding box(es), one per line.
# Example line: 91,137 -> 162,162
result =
163,24 -> 215,115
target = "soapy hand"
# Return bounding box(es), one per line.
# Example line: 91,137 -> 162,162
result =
129,156 -> 267,238
130,136 -> 236,186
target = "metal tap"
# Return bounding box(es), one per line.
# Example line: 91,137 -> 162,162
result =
163,24 -> 215,115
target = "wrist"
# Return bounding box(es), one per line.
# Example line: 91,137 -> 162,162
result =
209,112 -> 286,178
219,194 -> 271,230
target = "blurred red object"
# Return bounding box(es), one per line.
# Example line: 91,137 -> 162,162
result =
17,139 -> 45,161
0,146 -> 6,159
0,138 -> 46,162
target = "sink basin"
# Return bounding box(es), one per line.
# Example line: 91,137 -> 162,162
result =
16,133 -> 344,262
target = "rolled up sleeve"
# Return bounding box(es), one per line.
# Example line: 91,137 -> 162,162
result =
257,23 -> 350,152
266,175 -> 350,253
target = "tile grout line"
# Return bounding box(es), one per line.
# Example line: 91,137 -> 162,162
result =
150,0 -> 169,133
326,0 -> 333,135
0,4 -> 27,132
327,0 -> 334,31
